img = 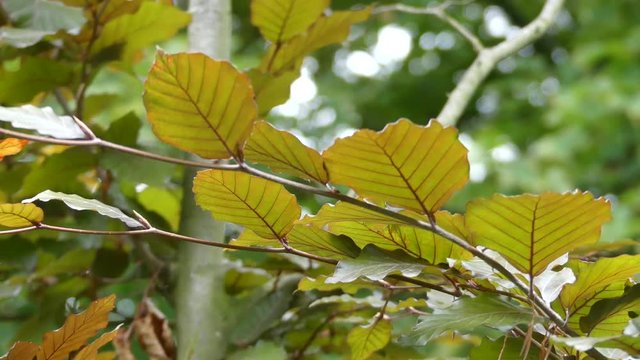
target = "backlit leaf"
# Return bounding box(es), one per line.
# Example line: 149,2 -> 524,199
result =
414,294 -> 533,344
244,121 -> 329,183
73,325 -> 122,360
324,119 -> 469,215
300,200 -> 410,226
5,341 -> 38,360
298,275 -> 372,294
91,2 -> 191,61
326,245 -> 426,283
0,203 -> 43,227
251,0 -> 328,43
144,52 -> 257,159
194,170 -> 300,239
347,318 -> 391,360
0,138 -> 29,161
560,255 -> 640,333
579,285 -> 640,336
260,8 -> 371,74
466,191 -> 611,277
327,211 -> 469,264
37,294 -> 116,360
0,105 -> 85,139
0,58 -> 74,104
23,190 -> 143,228
247,69 -> 297,116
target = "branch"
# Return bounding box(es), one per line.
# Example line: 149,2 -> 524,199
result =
436,0 -> 565,126
375,1 -> 484,53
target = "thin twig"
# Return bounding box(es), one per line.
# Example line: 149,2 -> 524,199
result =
512,327 -> 562,360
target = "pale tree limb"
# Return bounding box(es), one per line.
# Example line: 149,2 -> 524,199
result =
175,0 -> 232,359
436,0 -> 565,126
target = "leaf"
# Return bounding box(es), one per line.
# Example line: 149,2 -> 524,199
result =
231,224 -> 360,259
387,297 -> 429,313
0,138 -> 29,160
19,148 -> 96,197
0,58 -> 74,104
0,105 -> 85,139
73,325 -> 122,360
244,120 -> 329,183
228,341 -> 287,360
469,337 -> 541,360
251,0 -> 328,43
5,341 -> 38,360
247,69 -> 297,116
144,51 -> 257,159
260,8 -> 371,74
578,284 -> 640,336
466,191 -> 611,277
194,170 -> 300,239
91,2 -> 191,61
36,248 -> 96,277
560,255 -> 640,333
326,245 -> 426,283
414,294 -> 533,344
347,318 -> 391,360
310,294 -> 387,308
133,299 -> 176,360
0,203 -> 43,227
301,200 -> 412,226
324,119 -> 469,215
326,211 -> 469,264
23,190 -> 143,228
37,294 -> 116,360
298,275 -> 372,294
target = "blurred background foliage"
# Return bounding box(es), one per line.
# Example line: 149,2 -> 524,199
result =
0,0 -> 638,358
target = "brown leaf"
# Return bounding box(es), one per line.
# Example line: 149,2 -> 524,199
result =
5,341 -> 38,360
134,299 -> 176,360
0,138 -> 29,161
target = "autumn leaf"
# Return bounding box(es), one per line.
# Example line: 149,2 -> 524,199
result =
133,299 -> 176,360
0,203 -> 44,228
194,170 -> 300,239
5,342 -> 38,360
324,119 -> 469,215
466,191 -> 611,279
144,51 -> 257,159
251,0 -> 329,43
73,325 -> 123,360
36,294 -> 116,360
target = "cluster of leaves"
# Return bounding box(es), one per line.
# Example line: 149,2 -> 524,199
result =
1,0 -> 640,359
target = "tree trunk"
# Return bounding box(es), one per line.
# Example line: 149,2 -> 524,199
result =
176,1 -> 232,359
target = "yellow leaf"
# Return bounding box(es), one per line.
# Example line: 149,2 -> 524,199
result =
244,121 -> 329,183
194,170 -> 300,239
144,52 -> 257,159
560,255 -> 640,333
247,69 -> 297,116
347,318 -> 391,360
73,325 -> 122,360
0,203 -> 44,228
251,0 -> 329,43
91,2 -> 191,61
36,294 -> 116,360
231,224 -> 359,259
260,8 -> 371,74
300,201 -> 411,226
466,191 -> 611,278
324,119 -> 469,215
5,341 -> 38,360
327,211 -> 470,264
0,138 -> 29,161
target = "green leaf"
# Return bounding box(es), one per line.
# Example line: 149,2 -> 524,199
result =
228,341 -> 287,360
414,295 -> 533,344
244,120 -> 329,183
326,211 -> 469,264
247,69 -> 297,116
0,203 -> 43,228
324,119 -> 469,215
231,224 -> 359,259
466,191 -> 611,277
560,255 -> 640,333
347,318 -> 391,360
469,337 -> 541,360
297,275 -> 372,294
23,190 -> 143,228
36,248 -> 96,277
260,8 -> 371,74
387,297 -> 429,313
579,284 -> 640,336
327,245 -> 426,283
136,186 -> 181,231
251,0 -> 328,43
301,200 -> 412,226
0,105 -> 85,139
91,2 -> 191,61
194,170 -> 300,239
19,148 -> 96,197
144,51 -> 257,159
0,58 -> 75,104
